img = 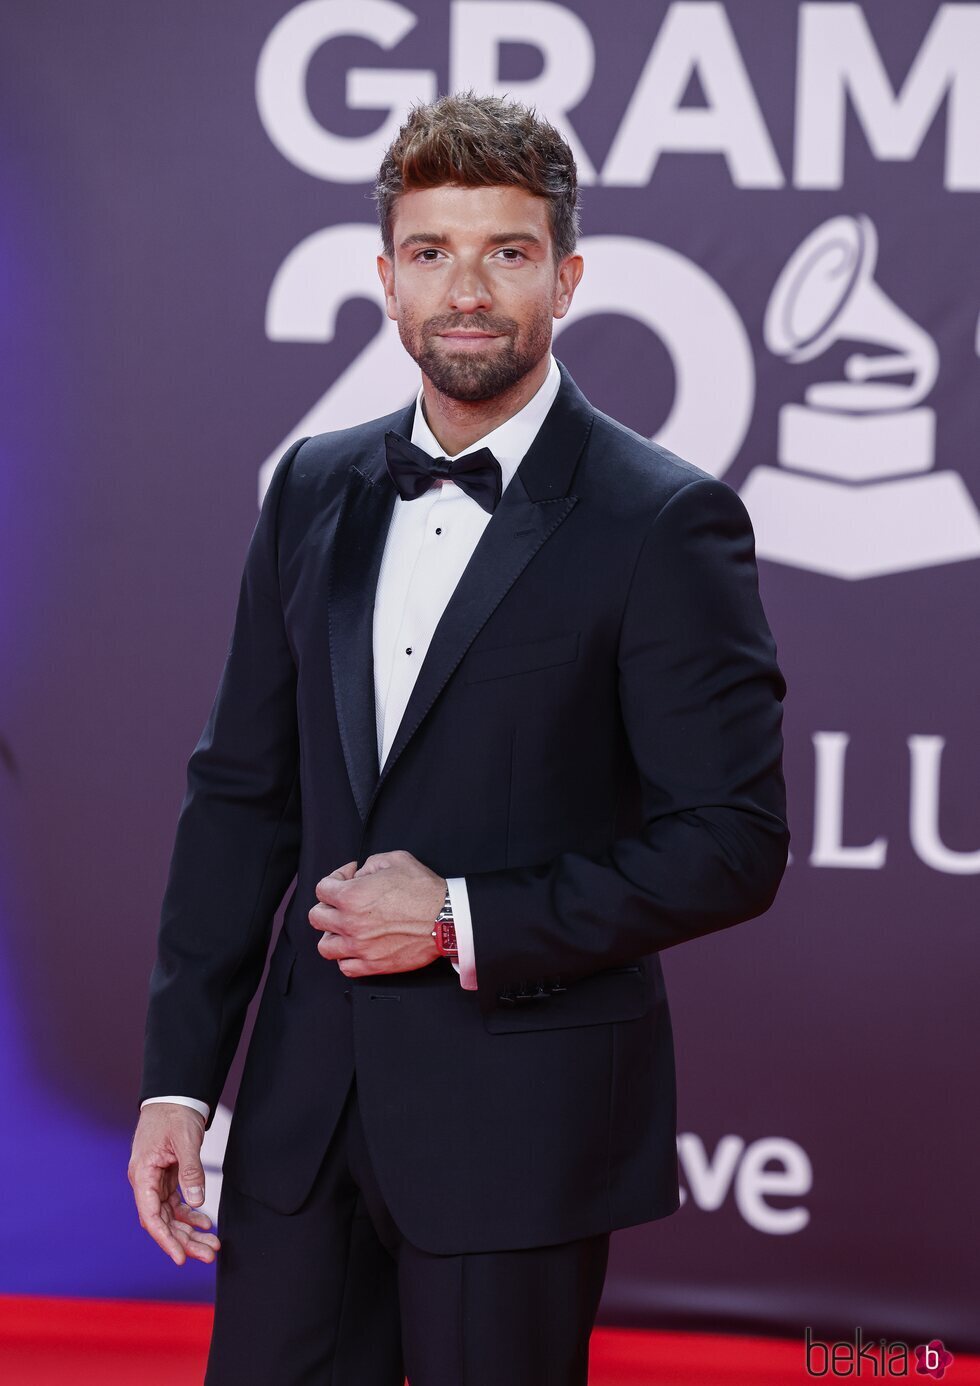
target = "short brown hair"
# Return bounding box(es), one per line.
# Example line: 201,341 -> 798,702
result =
373,90 -> 580,266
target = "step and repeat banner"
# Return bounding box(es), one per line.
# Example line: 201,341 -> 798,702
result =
1,0 -> 977,1354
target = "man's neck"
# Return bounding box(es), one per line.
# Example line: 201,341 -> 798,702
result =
419,352 -> 551,457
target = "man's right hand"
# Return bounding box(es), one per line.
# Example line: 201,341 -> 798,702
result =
128,1103 -> 221,1266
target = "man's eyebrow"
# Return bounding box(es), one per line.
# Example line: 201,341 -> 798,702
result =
398,231 -> 544,250
485,232 -> 543,247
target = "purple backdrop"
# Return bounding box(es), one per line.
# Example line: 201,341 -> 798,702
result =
1,0 -> 977,1353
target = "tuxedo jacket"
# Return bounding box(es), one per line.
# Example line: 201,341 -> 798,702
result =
140,359 -> 789,1255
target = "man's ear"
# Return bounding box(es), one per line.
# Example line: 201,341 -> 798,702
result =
377,254 -> 397,321
553,254 -> 585,320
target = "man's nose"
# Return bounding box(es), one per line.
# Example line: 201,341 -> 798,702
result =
447,263 -> 492,313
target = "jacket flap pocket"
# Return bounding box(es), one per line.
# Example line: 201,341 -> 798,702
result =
464,631 -> 579,684
483,965 -> 650,1033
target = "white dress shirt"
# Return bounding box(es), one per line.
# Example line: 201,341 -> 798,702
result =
142,353 -> 563,1123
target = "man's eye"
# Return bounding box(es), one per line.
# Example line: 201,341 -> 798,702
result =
497,248 -> 524,261
415,248 -> 443,262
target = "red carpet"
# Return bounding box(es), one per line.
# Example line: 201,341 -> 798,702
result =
1,1297 -> 978,1384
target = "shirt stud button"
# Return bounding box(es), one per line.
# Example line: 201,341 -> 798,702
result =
406,647 -> 413,655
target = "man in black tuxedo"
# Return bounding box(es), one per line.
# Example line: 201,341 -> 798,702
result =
130,92 -> 789,1385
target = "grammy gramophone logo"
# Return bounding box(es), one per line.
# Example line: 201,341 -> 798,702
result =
741,214 -> 980,580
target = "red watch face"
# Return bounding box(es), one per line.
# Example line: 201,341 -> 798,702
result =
436,919 -> 458,957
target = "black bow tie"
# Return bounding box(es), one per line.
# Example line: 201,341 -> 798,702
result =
384,431 -> 503,515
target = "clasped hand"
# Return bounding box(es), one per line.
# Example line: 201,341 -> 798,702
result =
308,849 -> 447,977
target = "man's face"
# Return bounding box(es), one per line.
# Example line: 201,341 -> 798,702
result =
377,183 -> 583,401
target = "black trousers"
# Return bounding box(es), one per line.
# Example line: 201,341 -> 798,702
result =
204,1074 -> 610,1385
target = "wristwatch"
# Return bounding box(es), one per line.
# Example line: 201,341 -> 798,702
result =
431,885 -> 458,960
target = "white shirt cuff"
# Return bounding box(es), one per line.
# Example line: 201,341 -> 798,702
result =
140,1095 -> 210,1122
446,876 -> 477,990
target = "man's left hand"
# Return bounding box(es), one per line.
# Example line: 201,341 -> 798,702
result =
309,850 -> 446,977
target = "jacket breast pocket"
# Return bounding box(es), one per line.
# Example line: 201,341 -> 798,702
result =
482,965 -> 651,1033
463,631 -> 580,684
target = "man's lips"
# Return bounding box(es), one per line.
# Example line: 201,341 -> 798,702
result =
437,331 -> 505,347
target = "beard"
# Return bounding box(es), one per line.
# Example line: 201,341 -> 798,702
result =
397,306 -> 553,402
